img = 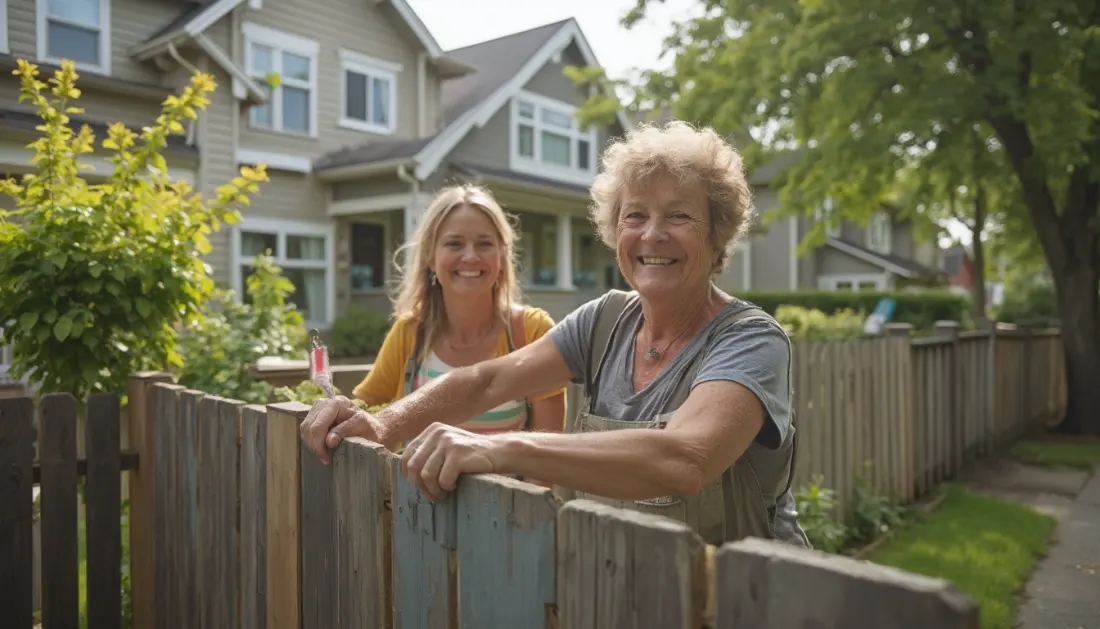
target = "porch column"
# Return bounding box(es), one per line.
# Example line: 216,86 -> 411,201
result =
556,214 -> 574,289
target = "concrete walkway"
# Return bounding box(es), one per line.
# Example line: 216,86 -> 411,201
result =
1015,470 -> 1100,629
960,458 -> 1100,629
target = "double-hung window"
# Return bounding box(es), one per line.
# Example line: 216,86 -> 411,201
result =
235,218 -> 334,327
243,23 -> 318,137
510,90 -> 597,185
37,0 -> 111,74
866,213 -> 892,254
339,49 -> 399,135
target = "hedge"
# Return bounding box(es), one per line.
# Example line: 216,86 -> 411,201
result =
738,290 -> 970,330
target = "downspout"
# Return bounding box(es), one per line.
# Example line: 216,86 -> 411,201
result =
417,52 -> 427,136
167,42 -> 200,146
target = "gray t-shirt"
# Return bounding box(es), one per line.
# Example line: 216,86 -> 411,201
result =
549,292 -> 809,547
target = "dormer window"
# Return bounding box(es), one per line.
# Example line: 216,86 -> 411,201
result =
37,0 -> 111,74
867,212 -> 892,254
510,90 -> 597,185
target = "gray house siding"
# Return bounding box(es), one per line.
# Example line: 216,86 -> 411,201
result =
234,0 -> 443,157
447,104 -> 511,170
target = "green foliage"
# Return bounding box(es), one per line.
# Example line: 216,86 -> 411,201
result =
272,379 -> 384,413
848,470 -> 907,545
776,305 -> 866,341
0,59 -> 268,401
743,290 -> 968,331
174,255 -> 306,404
325,304 -> 390,359
794,475 -> 848,553
995,277 -> 1059,324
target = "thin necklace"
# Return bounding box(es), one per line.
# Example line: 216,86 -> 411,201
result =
446,321 -> 498,351
641,320 -> 693,363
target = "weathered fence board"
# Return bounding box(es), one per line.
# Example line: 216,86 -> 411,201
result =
715,538 -> 979,628
152,383 -> 183,628
85,394 -> 121,629
238,405 -> 268,629
39,394 -> 80,629
391,453 -> 457,629
0,396 -> 34,627
300,416 -> 336,629
197,396 -> 243,629
265,402 -> 305,629
456,475 -> 559,628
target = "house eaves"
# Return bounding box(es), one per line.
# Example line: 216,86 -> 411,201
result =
826,236 -> 946,279
411,18 -> 633,181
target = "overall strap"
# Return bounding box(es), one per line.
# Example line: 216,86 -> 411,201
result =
584,290 -> 638,411
403,321 -> 425,397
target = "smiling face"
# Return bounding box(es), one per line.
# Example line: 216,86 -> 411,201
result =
429,203 -> 503,298
616,172 -> 716,298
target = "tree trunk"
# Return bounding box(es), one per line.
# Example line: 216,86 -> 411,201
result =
1050,261 -> 1100,436
970,183 -> 988,323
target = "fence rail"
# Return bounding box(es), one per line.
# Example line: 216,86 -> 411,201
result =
0,319 -> 1065,628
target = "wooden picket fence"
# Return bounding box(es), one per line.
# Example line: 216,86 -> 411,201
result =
0,319 -> 1064,628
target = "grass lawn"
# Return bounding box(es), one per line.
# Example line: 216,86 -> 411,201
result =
867,484 -> 1057,629
1009,440 -> 1100,471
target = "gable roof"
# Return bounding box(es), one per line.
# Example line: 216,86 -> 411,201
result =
826,236 -> 946,279
410,18 -> 633,180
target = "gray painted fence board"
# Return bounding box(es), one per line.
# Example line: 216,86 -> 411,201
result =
456,474 -> 559,628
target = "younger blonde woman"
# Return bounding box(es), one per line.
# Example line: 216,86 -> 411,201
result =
351,184 -> 567,438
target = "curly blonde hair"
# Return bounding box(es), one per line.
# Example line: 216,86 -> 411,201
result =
392,184 -> 522,361
589,121 -> 754,272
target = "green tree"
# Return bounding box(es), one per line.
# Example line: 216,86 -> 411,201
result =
0,59 -> 268,401
573,0 -> 1100,435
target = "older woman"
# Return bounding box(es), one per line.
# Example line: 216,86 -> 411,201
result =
301,122 -> 809,547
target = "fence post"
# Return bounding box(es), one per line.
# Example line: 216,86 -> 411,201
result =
884,323 -> 915,501
125,371 -> 172,629
265,401 -> 308,629
934,321 -> 962,476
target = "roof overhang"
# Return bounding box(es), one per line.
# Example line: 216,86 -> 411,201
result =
313,157 -> 418,182
825,236 -> 943,279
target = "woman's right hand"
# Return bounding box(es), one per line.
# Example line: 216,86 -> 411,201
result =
299,396 -> 383,465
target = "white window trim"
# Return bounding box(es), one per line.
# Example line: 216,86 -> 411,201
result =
36,0 -> 112,75
338,49 -> 400,136
229,217 -> 336,328
509,89 -> 597,187
242,22 -> 319,138
817,273 -> 889,291
0,0 -> 9,55
349,217 -> 391,293
866,212 -> 892,254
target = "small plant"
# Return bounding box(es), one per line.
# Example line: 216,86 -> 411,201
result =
795,474 -> 849,553
174,255 -> 306,404
272,379 -> 385,414
0,59 -> 267,400
848,463 -> 906,544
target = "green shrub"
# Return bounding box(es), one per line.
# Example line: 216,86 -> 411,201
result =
742,290 -> 968,331
795,475 -> 848,553
325,304 -> 390,359
995,278 -> 1059,324
174,255 -> 305,403
0,59 -> 266,400
776,305 -> 866,341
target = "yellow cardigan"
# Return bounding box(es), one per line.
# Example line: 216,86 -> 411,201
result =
351,305 -> 566,404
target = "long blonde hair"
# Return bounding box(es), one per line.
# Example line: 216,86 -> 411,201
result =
392,184 -> 522,361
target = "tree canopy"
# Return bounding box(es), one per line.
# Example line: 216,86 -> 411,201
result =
570,0 -> 1100,432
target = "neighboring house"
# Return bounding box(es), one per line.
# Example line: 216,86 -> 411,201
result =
0,0 -> 631,326
714,153 -> 948,295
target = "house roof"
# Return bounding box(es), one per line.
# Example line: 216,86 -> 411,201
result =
826,236 -> 946,280
450,162 -> 590,198
942,244 -> 968,276
315,18 -> 633,184
0,108 -> 199,156
132,0 -> 474,80
440,20 -> 569,126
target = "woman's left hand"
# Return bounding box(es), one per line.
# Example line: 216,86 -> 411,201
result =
401,423 -> 500,501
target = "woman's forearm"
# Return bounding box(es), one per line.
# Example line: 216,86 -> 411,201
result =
373,364 -> 499,449
491,429 -> 705,500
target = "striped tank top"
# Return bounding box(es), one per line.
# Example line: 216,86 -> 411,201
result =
412,350 -> 528,434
